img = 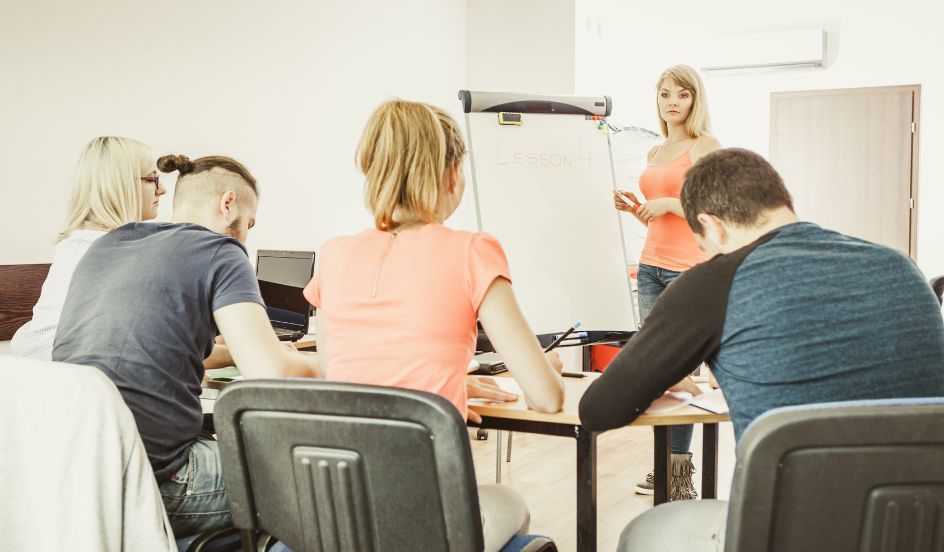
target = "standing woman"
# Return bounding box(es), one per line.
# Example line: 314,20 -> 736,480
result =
11,137 -> 165,360
614,65 -> 721,499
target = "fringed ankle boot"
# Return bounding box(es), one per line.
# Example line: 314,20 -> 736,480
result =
670,452 -> 698,500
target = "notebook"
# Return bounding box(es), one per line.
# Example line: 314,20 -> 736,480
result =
256,250 -> 316,342
690,388 -> 729,414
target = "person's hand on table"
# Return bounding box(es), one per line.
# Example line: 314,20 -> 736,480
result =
466,376 -> 518,424
668,375 -> 703,396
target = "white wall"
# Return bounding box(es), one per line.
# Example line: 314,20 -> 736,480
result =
466,0 -> 576,94
6,0 -> 943,278
575,0 -> 944,277
0,0 -> 466,264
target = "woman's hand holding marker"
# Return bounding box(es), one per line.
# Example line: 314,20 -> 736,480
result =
614,189 -> 642,212
614,189 -> 650,226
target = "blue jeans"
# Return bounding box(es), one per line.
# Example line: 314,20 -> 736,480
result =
637,263 -> 694,454
158,438 -> 232,539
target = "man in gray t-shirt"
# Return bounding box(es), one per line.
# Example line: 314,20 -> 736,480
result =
53,155 -> 319,539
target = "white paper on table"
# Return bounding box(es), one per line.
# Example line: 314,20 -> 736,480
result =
467,377 -> 525,405
689,387 -> 729,414
645,391 -> 695,415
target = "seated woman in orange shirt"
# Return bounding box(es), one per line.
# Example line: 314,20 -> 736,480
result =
304,99 -> 564,552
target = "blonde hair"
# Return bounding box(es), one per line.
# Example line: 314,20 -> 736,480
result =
356,100 -> 467,230
656,65 -> 712,139
61,136 -> 152,239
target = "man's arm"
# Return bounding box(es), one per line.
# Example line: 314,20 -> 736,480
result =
578,252 -> 745,432
213,302 -> 320,379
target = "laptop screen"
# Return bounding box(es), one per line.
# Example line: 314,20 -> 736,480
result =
255,250 -> 316,333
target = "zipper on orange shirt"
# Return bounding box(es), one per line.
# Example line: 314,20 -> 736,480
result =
371,231 -> 399,298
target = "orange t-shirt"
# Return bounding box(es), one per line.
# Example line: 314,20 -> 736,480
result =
638,145 -> 709,271
304,224 -> 511,420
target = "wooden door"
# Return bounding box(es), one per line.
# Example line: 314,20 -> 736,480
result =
770,85 -> 919,257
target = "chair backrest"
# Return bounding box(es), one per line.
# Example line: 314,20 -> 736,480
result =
0,354 -> 176,551
214,379 -> 484,552
0,263 -> 50,340
724,398 -> 944,552
930,275 -> 944,305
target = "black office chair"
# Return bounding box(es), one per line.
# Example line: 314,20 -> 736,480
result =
930,275 -> 944,305
724,398 -> 944,551
213,379 -> 556,552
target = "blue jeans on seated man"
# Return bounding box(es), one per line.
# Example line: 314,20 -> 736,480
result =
637,263 -> 693,453
158,438 -> 232,539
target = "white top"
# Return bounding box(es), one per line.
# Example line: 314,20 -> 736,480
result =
10,229 -> 106,360
0,354 -> 176,551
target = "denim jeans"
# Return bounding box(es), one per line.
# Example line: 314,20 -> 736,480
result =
158,438 -> 232,539
636,263 -> 694,454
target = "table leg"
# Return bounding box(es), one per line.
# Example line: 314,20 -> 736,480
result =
701,423 -> 719,499
576,427 -> 597,552
495,430 -> 503,484
653,425 -> 671,505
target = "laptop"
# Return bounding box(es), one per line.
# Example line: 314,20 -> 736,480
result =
255,250 -> 316,341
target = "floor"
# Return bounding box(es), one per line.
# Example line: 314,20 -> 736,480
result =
470,422 -> 737,552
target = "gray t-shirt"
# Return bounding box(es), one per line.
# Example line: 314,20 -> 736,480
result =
53,222 -> 263,481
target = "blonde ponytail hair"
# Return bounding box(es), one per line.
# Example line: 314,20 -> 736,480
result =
357,100 -> 466,230
61,137 -> 152,239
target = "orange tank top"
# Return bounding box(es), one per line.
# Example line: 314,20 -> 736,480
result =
638,142 -> 709,271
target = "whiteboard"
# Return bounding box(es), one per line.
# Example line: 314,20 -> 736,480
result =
465,110 -> 636,335
610,126 -> 663,266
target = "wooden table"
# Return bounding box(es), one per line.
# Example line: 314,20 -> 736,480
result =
468,373 -> 729,552
202,366 -> 729,552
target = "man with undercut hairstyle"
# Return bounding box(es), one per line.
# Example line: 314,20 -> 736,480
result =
579,148 -> 944,552
54,154 -> 320,539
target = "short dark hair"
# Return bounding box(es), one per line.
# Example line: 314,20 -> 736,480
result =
681,148 -> 794,235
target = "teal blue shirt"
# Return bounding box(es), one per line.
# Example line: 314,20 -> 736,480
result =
580,222 -> 944,442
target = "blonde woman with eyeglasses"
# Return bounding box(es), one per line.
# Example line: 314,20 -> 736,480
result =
11,136 -> 166,360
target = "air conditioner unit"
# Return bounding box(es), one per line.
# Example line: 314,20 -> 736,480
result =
699,28 -> 826,74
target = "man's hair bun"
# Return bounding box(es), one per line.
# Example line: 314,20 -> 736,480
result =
157,154 -> 194,174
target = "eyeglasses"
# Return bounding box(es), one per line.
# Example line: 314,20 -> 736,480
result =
141,176 -> 160,189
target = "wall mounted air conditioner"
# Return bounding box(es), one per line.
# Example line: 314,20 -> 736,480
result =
699,28 -> 826,74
